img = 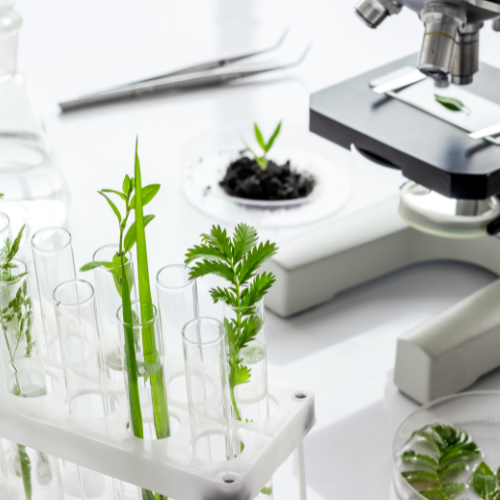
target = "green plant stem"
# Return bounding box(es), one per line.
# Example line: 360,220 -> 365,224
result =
121,264 -> 143,439
17,445 -> 32,500
229,261 -> 243,421
135,147 -> 170,441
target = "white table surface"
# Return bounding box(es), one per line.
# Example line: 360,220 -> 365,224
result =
13,1 -> 500,498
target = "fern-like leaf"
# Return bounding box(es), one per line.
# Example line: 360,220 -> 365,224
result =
201,226 -> 233,259
232,223 -> 258,263
237,241 -> 278,284
189,260 -> 235,284
185,243 -> 228,264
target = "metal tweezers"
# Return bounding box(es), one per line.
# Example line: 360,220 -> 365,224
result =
59,29 -> 309,112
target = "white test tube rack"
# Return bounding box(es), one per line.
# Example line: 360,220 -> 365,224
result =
0,358 -> 315,500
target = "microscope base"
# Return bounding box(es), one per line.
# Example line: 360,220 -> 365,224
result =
264,194 -> 500,403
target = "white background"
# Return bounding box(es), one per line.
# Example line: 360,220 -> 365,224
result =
13,1 -> 500,498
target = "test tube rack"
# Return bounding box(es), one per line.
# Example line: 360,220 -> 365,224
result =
0,358 -> 315,500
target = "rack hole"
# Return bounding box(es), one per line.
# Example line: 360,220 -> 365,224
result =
295,392 -> 307,400
221,473 -> 240,484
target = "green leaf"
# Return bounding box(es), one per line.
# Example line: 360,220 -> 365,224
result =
442,483 -> 465,497
434,94 -> 469,113
80,261 -> 113,272
124,214 -> 155,253
232,223 -> 258,263
17,445 -> 32,500
130,184 -> 160,209
402,450 -> 438,470
260,486 -> 273,496
101,189 -> 127,202
439,462 -> 467,483
3,225 -> 25,266
472,462 -> 497,500
420,490 -> 449,500
237,241 -> 278,284
134,139 -> 170,441
255,157 -> 268,170
99,191 -> 122,223
265,120 -> 282,153
241,272 -> 276,307
402,471 -> 439,491
123,175 -> 131,195
230,364 -> 251,387
210,287 -> 236,306
189,260 -> 235,283
141,489 -> 156,500
254,123 -> 266,152
185,243 -> 228,264
201,226 -> 233,259
440,442 -> 481,467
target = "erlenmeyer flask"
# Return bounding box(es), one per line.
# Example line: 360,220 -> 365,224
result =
0,1 -> 69,234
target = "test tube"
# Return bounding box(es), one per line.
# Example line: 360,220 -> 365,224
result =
32,227 -> 76,361
156,264 -> 198,402
182,318 -> 233,462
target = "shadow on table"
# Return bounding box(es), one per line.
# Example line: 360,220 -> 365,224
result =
266,260 -> 495,366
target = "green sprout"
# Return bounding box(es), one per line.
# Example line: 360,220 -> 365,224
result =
185,223 -> 277,421
80,140 -> 168,500
244,121 -> 282,171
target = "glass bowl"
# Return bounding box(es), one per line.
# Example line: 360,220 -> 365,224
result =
393,391 -> 500,500
181,122 -> 352,228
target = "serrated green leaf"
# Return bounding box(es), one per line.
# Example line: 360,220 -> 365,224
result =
230,364 -> 251,387
238,241 -> 278,284
124,214 -> 155,253
99,191 -> 122,223
402,471 -> 439,491
265,121 -> 282,152
232,223 -> 258,263
201,226 -> 233,259
439,462 -> 467,483
190,260 -> 235,283
185,243 -> 228,264
241,272 -> 276,307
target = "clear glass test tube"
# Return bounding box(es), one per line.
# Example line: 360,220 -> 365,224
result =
31,227 -> 76,361
53,279 -> 112,418
183,318 -> 234,462
156,264 -> 198,402
93,244 -> 137,384
223,299 -> 273,498
53,279 -> 116,500
116,301 -> 170,441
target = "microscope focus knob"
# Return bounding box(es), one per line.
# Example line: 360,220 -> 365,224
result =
355,0 -> 401,28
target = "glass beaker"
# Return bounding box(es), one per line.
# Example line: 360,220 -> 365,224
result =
0,4 -> 69,234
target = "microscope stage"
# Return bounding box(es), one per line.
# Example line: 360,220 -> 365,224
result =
310,53 -> 500,200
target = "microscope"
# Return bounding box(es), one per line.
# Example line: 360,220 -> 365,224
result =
264,0 -> 500,404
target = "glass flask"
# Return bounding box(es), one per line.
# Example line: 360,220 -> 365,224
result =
0,3 -> 69,234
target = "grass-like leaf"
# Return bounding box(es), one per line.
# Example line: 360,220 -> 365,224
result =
134,140 -> 170,442
265,121 -> 282,152
101,188 -> 127,201
254,123 -> 266,151
130,184 -> 160,209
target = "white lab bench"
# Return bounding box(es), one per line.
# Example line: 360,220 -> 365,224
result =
13,0 -> 500,498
